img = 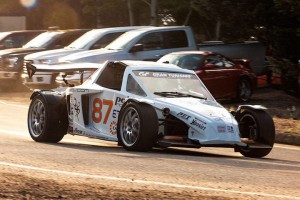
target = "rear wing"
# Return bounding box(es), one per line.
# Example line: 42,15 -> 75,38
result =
26,62 -> 102,84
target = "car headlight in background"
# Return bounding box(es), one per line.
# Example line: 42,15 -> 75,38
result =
5,56 -> 19,68
38,59 -> 52,64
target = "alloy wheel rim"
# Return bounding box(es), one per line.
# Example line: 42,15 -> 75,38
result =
120,107 -> 140,146
29,99 -> 46,137
240,113 -> 258,141
239,80 -> 251,101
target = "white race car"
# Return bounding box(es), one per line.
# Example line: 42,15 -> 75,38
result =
26,60 -> 275,158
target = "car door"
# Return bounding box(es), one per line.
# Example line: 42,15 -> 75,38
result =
196,54 -> 239,98
87,89 -> 125,139
88,63 -> 127,139
128,30 -> 191,61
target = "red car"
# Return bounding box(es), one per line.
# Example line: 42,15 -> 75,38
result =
157,51 -> 257,102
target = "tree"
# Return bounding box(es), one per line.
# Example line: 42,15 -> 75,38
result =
41,2 -> 80,29
80,0 -> 130,27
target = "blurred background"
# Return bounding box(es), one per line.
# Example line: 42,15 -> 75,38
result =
0,0 -> 299,94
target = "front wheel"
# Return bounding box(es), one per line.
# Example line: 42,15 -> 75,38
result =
236,109 -> 275,158
117,102 -> 158,151
28,95 -> 67,143
236,79 -> 252,102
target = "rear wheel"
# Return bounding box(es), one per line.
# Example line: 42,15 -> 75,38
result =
117,102 -> 158,151
237,109 -> 275,158
28,95 -> 67,143
237,79 -> 252,102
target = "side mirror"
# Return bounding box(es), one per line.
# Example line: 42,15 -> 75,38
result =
129,44 -> 143,53
54,44 -> 63,49
204,63 -> 215,69
91,43 -> 102,49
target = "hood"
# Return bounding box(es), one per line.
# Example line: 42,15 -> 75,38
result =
59,48 -> 122,63
0,47 -> 44,57
154,97 -> 242,145
0,48 -> 20,56
157,97 -> 234,123
25,48 -> 84,64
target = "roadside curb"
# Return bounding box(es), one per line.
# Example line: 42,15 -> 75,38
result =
276,132 -> 300,146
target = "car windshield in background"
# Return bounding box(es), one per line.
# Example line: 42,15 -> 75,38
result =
23,32 -> 63,48
105,31 -> 141,50
0,32 -> 10,41
66,30 -> 102,49
133,70 -> 213,100
159,54 -> 204,70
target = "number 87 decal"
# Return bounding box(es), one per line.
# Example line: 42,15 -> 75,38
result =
92,98 -> 113,124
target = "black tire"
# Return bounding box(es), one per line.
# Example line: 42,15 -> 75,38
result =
236,78 -> 252,102
28,95 -> 68,143
237,109 -> 275,158
117,102 -> 158,151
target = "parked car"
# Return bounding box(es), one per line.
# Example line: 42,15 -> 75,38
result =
22,26 -> 150,88
0,29 -> 88,90
58,27 -> 266,76
26,60 -> 275,158
51,26 -> 199,86
0,30 -> 44,50
157,51 -> 257,101
58,26 -> 198,63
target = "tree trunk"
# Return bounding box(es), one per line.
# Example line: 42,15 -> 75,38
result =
184,0 -> 193,25
215,17 -> 221,40
127,0 -> 135,26
150,0 -> 157,26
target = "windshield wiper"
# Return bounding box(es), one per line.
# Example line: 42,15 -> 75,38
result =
154,92 -> 207,100
106,48 -> 122,51
24,46 -> 38,48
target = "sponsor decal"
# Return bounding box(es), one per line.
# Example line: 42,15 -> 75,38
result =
213,117 -> 222,121
217,126 -> 226,133
72,97 -> 80,120
133,71 -> 196,79
177,112 -> 191,120
77,89 -> 89,92
227,126 -> 234,133
190,118 -> 206,131
112,109 -> 120,118
74,128 -> 83,135
115,97 -> 125,107
110,121 -> 117,135
138,72 -> 150,77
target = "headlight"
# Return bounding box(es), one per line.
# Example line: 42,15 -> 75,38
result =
38,59 -> 52,64
5,57 -> 19,68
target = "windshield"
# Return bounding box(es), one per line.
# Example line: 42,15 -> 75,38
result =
105,31 -> 141,50
0,32 -> 10,41
159,54 -> 204,70
66,30 -> 102,49
23,32 -> 63,48
133,70 -> 213,100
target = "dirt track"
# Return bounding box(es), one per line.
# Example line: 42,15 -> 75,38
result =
1,170 -> 237,200
0,88 -> 299,199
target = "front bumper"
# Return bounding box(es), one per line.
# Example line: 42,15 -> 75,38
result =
0,71 -> 18,80
21,73 -> 53,85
